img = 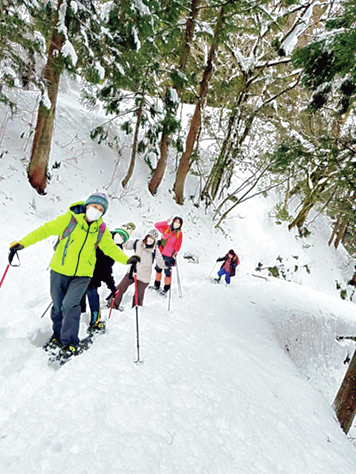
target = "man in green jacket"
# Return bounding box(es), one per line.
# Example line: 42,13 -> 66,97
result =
9,192 -> 139,359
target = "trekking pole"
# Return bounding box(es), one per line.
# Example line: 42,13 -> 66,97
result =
108,289 -> 120,319
208,262 -> 217,278
133,269 -> 143,364
0,264 -> 10,289
175,260 -> 183,298
168,266 -> 173,312
1,250 -> 21,289
40,302 -> 52,318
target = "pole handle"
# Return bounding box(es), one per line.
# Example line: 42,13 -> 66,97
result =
108,289 -> 120,319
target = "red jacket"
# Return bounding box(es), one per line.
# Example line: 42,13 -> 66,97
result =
154,221 -> 183,258
217,254 -> 240,277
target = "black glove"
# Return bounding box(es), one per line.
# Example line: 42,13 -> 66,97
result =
127,255 -> 141,265
106,289 -> 117,300
8,242 -> 24,265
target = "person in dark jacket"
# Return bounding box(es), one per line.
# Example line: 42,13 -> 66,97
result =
81,222 -> 136,333
214,249 -> 240,285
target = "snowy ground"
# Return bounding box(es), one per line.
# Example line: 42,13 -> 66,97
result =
1,80 -> 356,473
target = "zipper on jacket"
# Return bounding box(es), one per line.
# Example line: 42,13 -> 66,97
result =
74,226 -> 90,277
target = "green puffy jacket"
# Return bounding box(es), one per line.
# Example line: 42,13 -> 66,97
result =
20,201 -> 128,277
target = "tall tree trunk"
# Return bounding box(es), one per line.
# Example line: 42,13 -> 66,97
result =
173,5 -> 226,204
148,132 -> 169,195
28,0 -> 66,195
333,349 -> 356,434
201,107 -> 239,205
288,196 -> 315,233
148,0 -> 200,196
328,192 -> 355,248
288,166 -> 328,233
122,96 -> 144,188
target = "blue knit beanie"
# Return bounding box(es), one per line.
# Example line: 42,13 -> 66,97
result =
85,192 -> 109,215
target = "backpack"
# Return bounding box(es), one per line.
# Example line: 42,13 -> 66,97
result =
160,227 -> 181,247
54,216 -> 106,262
133,239 -> 156,263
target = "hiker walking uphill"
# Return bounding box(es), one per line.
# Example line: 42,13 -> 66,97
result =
153,216 -> 183,295
214,249 -> 240,285
8,192 -> 140,359
81,222 -> 136,334
112,229 -> 165,310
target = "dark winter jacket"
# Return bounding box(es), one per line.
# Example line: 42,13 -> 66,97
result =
217,253 -> 240,277
88,248 -> 116,293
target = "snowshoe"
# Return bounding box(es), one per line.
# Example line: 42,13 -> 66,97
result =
42,334 -> 62,356
87,320 -> 106,335
48,336 -> 94,367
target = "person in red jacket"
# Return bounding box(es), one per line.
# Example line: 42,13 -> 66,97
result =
153,216 -> 183,294
214,249 -> 240,285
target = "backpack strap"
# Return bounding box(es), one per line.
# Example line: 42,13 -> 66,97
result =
95,222 -> 107,250
54,216 -> 77,252
62,216 -> 77,241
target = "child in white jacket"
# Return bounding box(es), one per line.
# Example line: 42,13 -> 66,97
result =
112,229 -> 165,309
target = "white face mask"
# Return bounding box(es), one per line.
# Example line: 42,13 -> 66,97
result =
173,221 -> 180,229
86,206 -> 103,222
114,234 -> 124,245
146,237 -> 155,245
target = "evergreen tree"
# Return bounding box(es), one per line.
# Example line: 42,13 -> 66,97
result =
0,0 -> 43,111
200,0 -> 323,208
173,0 -> 243,204
148,0 -> 201,196
280,0 -> 356,241
28,0 -> 106,194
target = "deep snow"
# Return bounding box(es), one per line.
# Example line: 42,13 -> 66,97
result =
1,81 -> 356,473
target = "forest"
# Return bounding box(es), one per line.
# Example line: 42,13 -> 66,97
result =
1,0 -> 356,253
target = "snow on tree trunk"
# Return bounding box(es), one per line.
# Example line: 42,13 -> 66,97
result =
28,0 -> 66,195
333,349 -> 356,434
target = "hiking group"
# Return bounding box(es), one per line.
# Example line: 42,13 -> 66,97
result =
7,192 -> 189,362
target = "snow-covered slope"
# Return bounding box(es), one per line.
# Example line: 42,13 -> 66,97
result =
1,81 -> 356,473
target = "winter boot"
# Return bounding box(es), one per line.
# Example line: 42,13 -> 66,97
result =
214,277 -> 221,284
59,343 -> 83,360
43,334 -> 62,354
88,310 -> 106,334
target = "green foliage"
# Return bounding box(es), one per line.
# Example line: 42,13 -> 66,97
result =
268,140 -> 310,174
273,202 -> 292,224
336,281 -> 347,300
121,121 -> 134,135
90,126 -> 108,144
292,0 -> 356,114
